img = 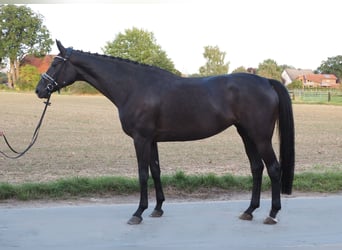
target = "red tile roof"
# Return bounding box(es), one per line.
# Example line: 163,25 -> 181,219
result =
304,74 -> 337,83
20,55 -> 55,74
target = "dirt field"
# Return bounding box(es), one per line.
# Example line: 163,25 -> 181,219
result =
1,92 -> 342,184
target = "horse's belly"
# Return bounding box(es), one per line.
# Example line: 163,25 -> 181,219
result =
155,115 -> 233,142
156,130 -> 226,142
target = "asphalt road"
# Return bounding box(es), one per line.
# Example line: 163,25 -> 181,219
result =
0,196 -> 341,250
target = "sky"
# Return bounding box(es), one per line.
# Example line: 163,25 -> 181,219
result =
25,0 -> 341,74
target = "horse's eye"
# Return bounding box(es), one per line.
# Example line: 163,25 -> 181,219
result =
51,61 -> 59,67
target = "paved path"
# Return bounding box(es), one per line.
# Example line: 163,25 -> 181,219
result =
1,196 -> 341,250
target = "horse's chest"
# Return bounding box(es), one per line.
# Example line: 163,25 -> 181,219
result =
118,109 -> 156,138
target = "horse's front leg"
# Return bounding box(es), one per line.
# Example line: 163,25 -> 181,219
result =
149,142 -> 165,218
127,137 -> 151,225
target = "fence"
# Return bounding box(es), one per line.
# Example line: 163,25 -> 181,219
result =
289,89 -> 342,104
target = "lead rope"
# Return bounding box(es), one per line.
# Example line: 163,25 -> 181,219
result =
0,95 -> 51,159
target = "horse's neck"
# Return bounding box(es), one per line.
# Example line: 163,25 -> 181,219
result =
74,53 -> 135,107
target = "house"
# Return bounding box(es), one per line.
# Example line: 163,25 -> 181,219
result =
281,68 -> 314,85
20,54 -> 55,74
297,74 -> 338,88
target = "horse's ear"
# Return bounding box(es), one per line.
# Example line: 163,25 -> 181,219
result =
56,40 -> 66,56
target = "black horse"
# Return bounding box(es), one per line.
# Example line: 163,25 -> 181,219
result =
36,41 -> 294,225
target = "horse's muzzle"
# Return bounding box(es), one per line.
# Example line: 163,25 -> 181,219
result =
35,80 -> 50,99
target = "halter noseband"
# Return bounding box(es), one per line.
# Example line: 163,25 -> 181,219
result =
42,47 -> 73,94
42,72 -> 60,92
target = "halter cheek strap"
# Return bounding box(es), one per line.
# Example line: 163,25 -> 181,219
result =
42,47 -> 73,93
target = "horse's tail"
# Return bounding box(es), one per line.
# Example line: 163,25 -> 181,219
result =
269,79 -> 295,195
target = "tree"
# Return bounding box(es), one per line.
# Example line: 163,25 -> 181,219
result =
257,59 -> 282,81
199,45 -> 229,76
232,66 -> 247,73
0,4 -> 53,87
317,55 -> 342,81
16,64 -> 40,91
102,27 -> 179,75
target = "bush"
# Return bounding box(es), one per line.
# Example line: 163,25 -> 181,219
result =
287,79 -> 303,89
16,65 -> 40,91
66,81 -> 99,95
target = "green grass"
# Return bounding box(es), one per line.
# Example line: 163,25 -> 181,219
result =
1,171 -> 341,201
293,172 -> 342,192
0,176 -> 140,200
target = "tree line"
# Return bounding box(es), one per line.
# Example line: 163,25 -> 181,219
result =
0,4 -> 341,91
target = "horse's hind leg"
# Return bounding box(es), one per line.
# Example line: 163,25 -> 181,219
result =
236,126 -> 264,221
256,141 -> 281,224
149,142 -> 165,218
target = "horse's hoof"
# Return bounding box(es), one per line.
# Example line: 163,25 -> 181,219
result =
150,209 -> 164,218
127,216 -> 143,225
263,216 -> 278,225
239,213 -> 253,221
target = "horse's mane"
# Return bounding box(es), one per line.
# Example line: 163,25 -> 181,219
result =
73,49 -> 177,77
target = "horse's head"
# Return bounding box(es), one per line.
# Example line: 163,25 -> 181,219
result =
35,40 -> 78,98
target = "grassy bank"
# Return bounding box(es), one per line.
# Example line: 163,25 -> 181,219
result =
1,171 -> 341,201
